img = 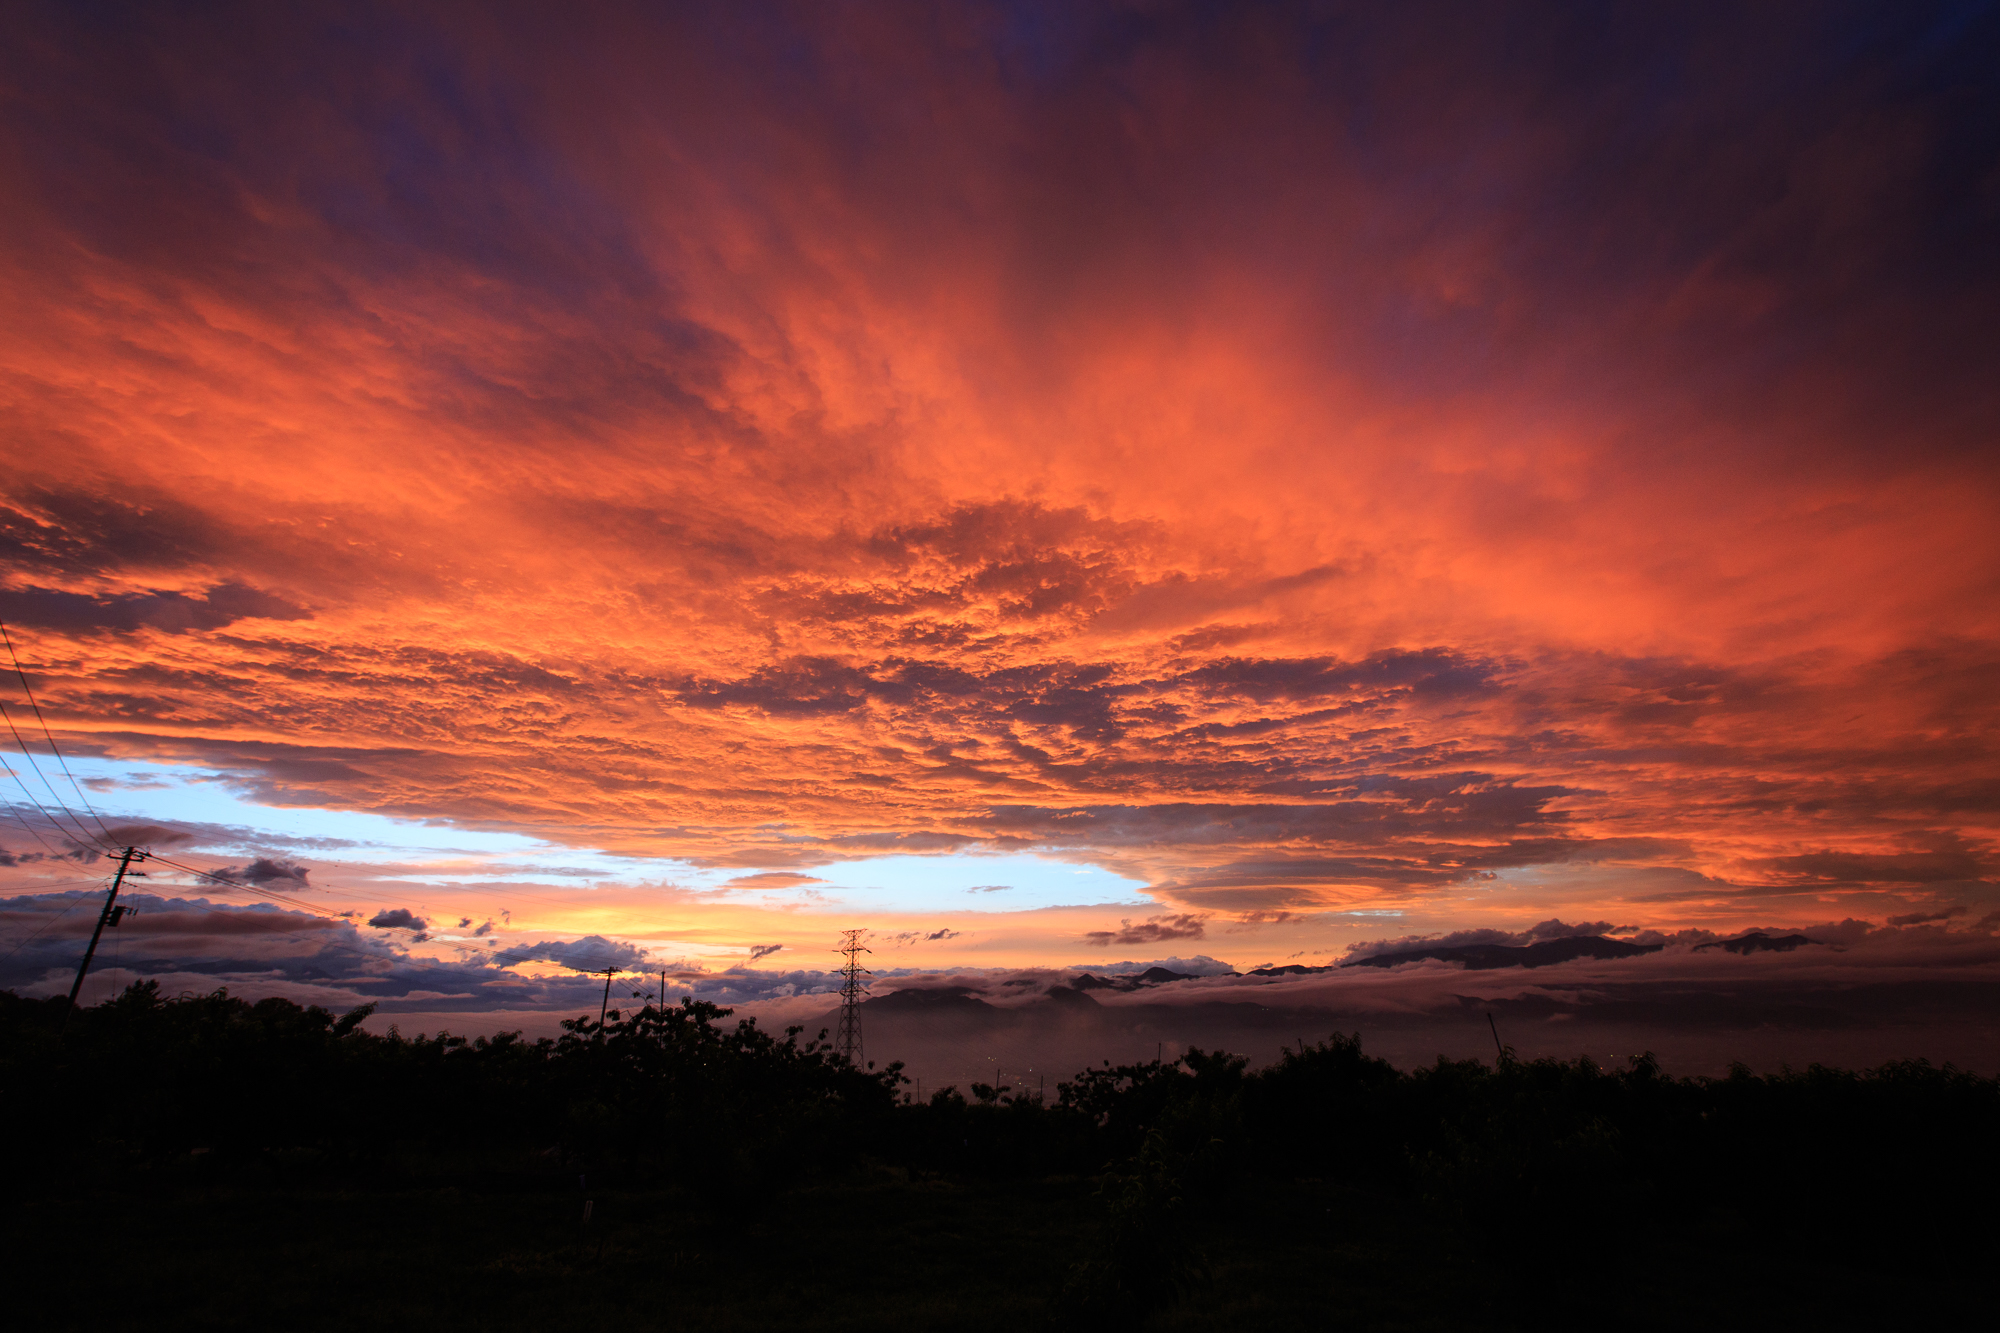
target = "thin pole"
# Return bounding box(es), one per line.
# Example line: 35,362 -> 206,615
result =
598,967 -> 617,1039
65,846 -> 141,1032
1488,1012 -> 1507,1063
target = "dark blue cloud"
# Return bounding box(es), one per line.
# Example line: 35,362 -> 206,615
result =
489,935 -> 651,973
0,583 -> 308,635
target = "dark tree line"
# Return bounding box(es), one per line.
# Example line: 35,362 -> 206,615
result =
3,982 -> 904,1193
7,982 -> 1995,1315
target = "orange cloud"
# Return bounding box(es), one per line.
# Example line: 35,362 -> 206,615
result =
0,0 -> 1994,973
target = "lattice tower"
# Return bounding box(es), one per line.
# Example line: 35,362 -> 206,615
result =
835,928 -> 871,1064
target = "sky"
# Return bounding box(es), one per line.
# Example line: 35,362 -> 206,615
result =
2,1 -> 1997,1069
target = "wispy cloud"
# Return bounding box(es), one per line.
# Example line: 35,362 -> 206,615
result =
0,0 -> 1993,1016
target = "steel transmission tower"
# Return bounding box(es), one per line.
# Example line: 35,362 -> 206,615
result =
835,928 -> 871,1064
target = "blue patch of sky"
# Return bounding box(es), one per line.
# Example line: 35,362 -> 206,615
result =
4,754 -> 1151,912
9,751 -> 545,858
767,852 -> 1149,915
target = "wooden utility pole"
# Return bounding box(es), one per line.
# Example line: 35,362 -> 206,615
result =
65,846 -> 143,1032
594,966 -> 620,1039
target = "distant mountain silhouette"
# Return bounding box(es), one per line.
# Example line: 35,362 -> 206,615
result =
1249,964 -> 1334,977
1343,935 -> 1662,971
817,982 -> 1108,1041
1069,967 -> 1217,992
865,986 -> 996,1014
1695,932 -> 1812,955
814,986 -> 997,1039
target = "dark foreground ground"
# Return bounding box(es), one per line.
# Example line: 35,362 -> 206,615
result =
9,985 -> 1993,1329
11,1168 -> 1986,1331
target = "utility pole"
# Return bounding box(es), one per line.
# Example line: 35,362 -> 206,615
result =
593,966 -> 620,1040
835,928 -> 870,1065
65,846 -> 143,1032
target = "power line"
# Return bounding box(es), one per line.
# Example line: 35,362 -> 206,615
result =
0,753 -> 472,987
0,710 -> 103,847
141,852 -> 332,916
0,633 -> 419,995
34,849 -> 384,977
31,874 -> 659,1035
99,890 -> 395,973
0,627 -> 655,1010
96,847 -> 468,954
78,879 -> 631,1022
33,871 -> 435,1007
0,876 -> 104,896
140,842 -> 598,916
0,621 -> 114,842
0,741 -> 104,854
0,707 -> 107,851
0,880 -> 110,960
34,845 -> 637,1019
116,856 -> 551,983
0,796 -> 76,860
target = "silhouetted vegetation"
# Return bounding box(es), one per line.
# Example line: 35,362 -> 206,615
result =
5,984 -> 1994,1329
3,981 -> 902,1193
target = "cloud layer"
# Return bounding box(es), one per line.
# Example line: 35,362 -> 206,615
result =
0,2 -> 1995,984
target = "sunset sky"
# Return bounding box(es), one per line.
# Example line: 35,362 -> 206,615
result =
3,2 -> 1996,1055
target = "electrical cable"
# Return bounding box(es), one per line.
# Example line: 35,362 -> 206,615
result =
48,848 -> 629,1012
20,842 -> 481,1024
0,627 -> 638,1003
0,792 -> 78,856
48,884 -> 651,1034
142,852 -> 332,916
0,876 -> 102,894
0,705 -> 106,850
0,620 -> 115,843
147,851 -> 594,924
0,880 -> 106,960
0,847 -> 356,999
125,864 -> 644,1009
40,876 -> 388,999
0,649 -> 582,1000
0,753 -> 97,856
82,879 -> 540,1013
136,856 -> 464,973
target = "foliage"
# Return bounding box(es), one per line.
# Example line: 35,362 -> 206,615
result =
0,981 -> 902,1189
6,986 -> 1998,1323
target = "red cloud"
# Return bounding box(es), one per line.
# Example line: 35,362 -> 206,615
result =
0,1 -> 1994,951
1084,915 -> 1209,948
